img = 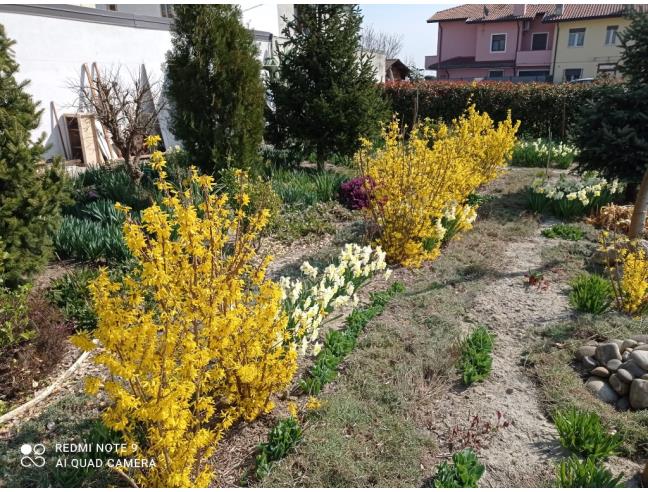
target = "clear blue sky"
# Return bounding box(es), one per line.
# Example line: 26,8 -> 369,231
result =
360,4 -> 455,71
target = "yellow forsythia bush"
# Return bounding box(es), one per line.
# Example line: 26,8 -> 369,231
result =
601,233 -> 648,315
356,105 -> 519,267
72,140 -> 296,487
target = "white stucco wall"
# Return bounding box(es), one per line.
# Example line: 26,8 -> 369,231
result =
0,11 -> 175,159
0,4 -> 290,161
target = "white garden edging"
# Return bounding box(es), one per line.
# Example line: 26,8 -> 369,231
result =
0,347 -> 93,426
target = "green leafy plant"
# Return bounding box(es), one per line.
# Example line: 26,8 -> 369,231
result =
556,456 -> 623,487
541,224 -> 585,241
300,282 -> 405,395
270,169 -> 347,206
54,217 -> 129,262
458,327 -> 494,385
553,407 -> 622,461
431,448 -> 485,488
0,284 -> 33,350
47,268 -> 98,331
569,274 -> 614,315
512,138 -> 578,169
254,417 -> 302,479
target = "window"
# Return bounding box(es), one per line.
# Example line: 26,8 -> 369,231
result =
531,32 -> 548,51
568,28 -> 585,47
598,63 -> 617,75
605,26 -> 619,45
107,4 -> 117,11
488,70 -> 504,78
564,68 -> 583,81
490,33 -> 507,52
160,4 -> 174,18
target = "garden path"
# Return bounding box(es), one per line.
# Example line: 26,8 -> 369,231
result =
430,230 -> 569,486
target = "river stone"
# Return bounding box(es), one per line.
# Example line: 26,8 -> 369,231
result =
576,345 -> 597,361
584,340 -> 598,346
591,366 -> 609,378
635,344 -> 648,351
596,343 -> 622,364
616,397 -> 631,411
609,374 -> 629,396
582,356 -> 598,371
586,377 -> 619,403
629,379 -> 648,410
642,374 -> 648,381
626,347 -> 634,353
623,352 -> 630,361
606,359 -> 622,371
631,335 -> 648,344
616,368 -> 634,384
630,350 -> 648,371
620,360 -> 645,378
622,339 -> 638,351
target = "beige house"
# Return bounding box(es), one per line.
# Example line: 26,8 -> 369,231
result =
546,4 -> 639,82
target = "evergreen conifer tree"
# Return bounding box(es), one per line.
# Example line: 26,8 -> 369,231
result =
0,25 -> 69,287
268,5 -> 388,169
165,5 -> 265,174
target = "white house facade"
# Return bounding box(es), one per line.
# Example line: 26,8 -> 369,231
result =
0,3 -> 294,161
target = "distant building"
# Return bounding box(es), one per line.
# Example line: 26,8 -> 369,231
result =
425,4 -> 645,82
0,3 -> 294,161
385,58 -> 411,81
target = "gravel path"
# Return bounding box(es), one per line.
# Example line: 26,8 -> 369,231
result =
432,230 -> 569,486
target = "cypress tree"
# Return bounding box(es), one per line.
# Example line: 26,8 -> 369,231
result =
165,5 -> 265,174
268,5 -> 388,169
0,24 -> 70,287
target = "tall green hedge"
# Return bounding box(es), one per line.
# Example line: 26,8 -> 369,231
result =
382,80 -> 618,140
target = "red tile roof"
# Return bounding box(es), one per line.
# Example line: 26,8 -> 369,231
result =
427,4 -> 645,24
427,4 -> 552,23
543,4 -> 646,22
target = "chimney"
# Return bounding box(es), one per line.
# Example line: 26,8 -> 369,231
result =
554,4 -> 564,16
513,4 -> 527,16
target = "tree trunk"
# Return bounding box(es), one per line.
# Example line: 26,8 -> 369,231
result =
316,150 -> 326,172
628,167 -> 648,239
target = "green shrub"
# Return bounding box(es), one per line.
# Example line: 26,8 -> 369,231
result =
458,327 -> 494,385
47,268 -> 98,332
0,28 -> 72,288
300,282 -> 405,395
383,80 -> 614,140
541,224 -> 585,241
166,5 -> 265,174
556,456 -> 623,488
569,274 -> 614,315
0,284 -> 33,350
553,407 -> 622,461
255,417 -> 302,479
431,449 -> 485,488
54,217 -> 129,262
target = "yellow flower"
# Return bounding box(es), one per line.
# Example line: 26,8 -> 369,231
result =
287,401 -> 299,418
306,396 -> 322,410
144,134 -> 162,149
